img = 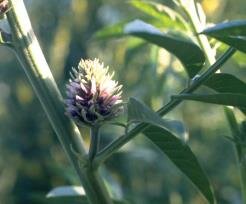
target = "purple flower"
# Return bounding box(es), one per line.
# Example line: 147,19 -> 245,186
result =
65,59 -> 123,126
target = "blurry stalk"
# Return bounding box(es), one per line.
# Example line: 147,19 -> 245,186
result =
178,0 -> 246,203
6,0 -> 112,203
49,12 -> 72,81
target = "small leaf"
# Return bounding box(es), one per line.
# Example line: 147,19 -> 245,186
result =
46,186 -> 85,198
172,93 -> 246,108
129,0 -> 187,30
201,20 -> 246,53
144,125 -> 214,204
124,19 -> 205,77
45,186 -> 88,204
127,97 -> 187,139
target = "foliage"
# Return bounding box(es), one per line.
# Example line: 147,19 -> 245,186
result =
0,0 -> 245,204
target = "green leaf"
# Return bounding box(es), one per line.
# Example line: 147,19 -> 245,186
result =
144,125 -> 214,204
172,93 -> 246,108
201,20 -> 246,53
129,0 -> 187,30
205,73 -> 246,94
124,19 -> 205,77
127,97 -> 187,139
127,98 -> 214,203
204,73 -> 246,114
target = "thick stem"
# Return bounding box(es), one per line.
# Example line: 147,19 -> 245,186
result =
6,0 -> 112,203
82,165 -> 113,204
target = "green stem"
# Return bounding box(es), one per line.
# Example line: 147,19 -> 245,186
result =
89,125 -> 100,161
6,0 -> 112,203
94,47 -> 236,166
82,165 -> 113,204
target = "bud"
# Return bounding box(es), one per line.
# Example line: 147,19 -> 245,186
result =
65,59 -> 123,126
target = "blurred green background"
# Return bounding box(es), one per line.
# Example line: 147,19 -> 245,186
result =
0,0 -> 245,203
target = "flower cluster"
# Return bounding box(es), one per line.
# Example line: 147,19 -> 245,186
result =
65,59 -> 122,126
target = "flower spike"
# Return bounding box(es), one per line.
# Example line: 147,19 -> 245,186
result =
65,58 -> 123,126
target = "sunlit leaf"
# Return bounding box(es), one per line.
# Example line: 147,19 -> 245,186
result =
144,125 -> 214,204
94,18 -> 167,40
46,186 -> 85,198
45,186 -> 127,204
124,19 -> 205,77
129,0 -> 188,30
201,20 -> 246,53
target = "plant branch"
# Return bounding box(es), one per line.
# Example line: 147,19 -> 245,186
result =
6,0 -> 112,203
95,47 -> 236,167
